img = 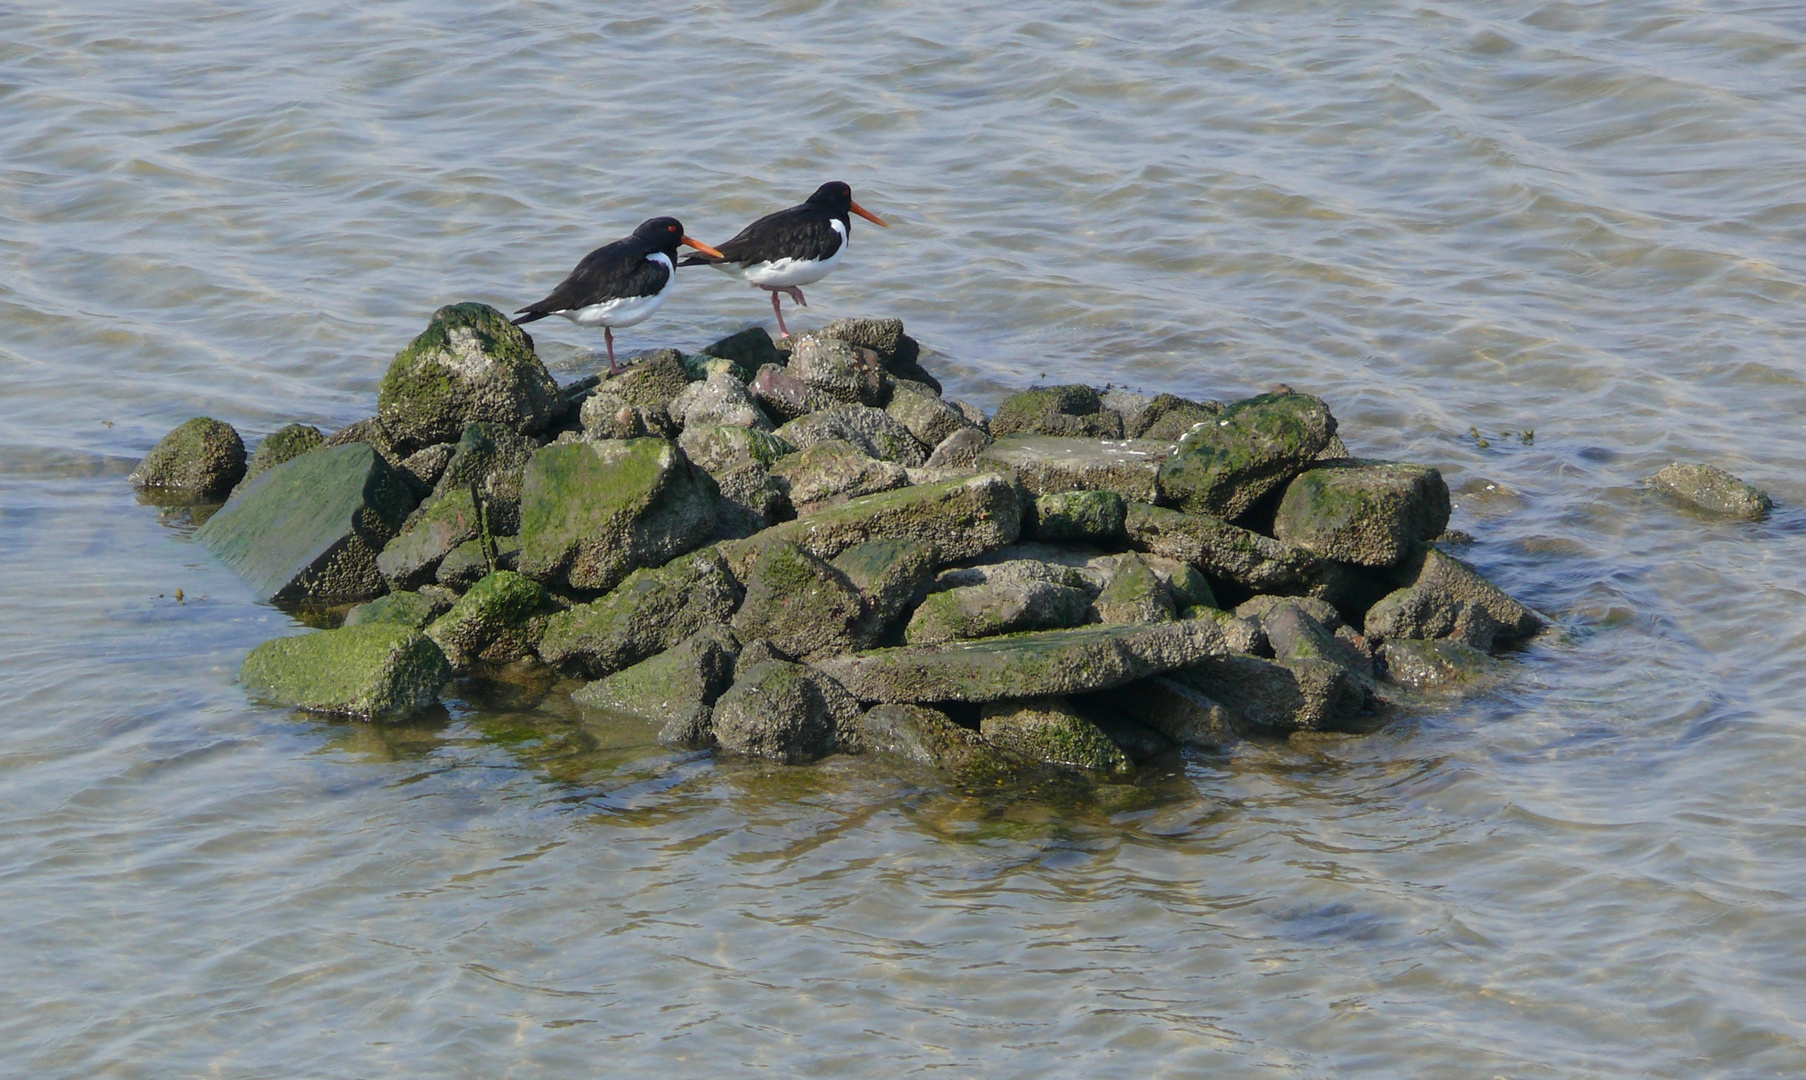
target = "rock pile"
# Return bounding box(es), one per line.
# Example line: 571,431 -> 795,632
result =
140,303 -> 1551,782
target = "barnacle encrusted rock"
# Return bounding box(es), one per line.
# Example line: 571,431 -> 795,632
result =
1650,461 -> 1772,521
537,547 -> 743,678
731,539 -> 867,661
989,385 -> 1124,439
573,623 -> 740,749
1363,546 -> 1544,644
977,435 -> 1170,501
775,405 -> 928,466
239,623 -> 451,719
376,303 -> 560,450
196,442 -> 416,605
1157,392 -> 1336,519
1124,502 -> 1332,595
243,423 -> 323,486
424,570 -> 553,670
979,697 -> 1131,773
771,439 -> 910,510
724,472 -> 1022,570
516,437 -> 719,593
1273,460 -> 1450,566
785,332 -> 885,406
711,660 -> 862,764
130,417 -> 247,499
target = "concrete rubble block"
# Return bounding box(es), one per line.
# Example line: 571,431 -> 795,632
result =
1091,552 -> 1176,625
816,618 -> 1227,704
667,370 -> 773,431
243,423 -> 324,486
1029,489 -> 1127,544
885,381 -> 971,449
829,538 -> 938,646
1173,653 -> 1374,734
785,332 -> 886,406
515,437 -> 719,594
731,539 -> 868,661
195,442 -> 417,605
130,417 -> 247,499
344,589 -> 451,630
774,405 -> 928,466
1125,502 -> 1333,595
1156,392 -> 1337,520
771,439 -> 910,510
1364,546 -> 1543,645
239,622 -> 451,719
905,577 -> 1093,645
424,569 -> 554,670
536,546 -> 744,678
375,484 -> 482,591
748,364 -> 841,422
1650,462 -> 1772,521
711,660 -> 863,764
678,423 -> 796,474
925,426 -> 993,469
989,385 -> 1124,439
376,302 -> 561,450
979,697 -> 1131,773
976,435 -> 1171,501
572,623 -> 740,749
722,472 -> 1022,572
1272,460 -> 1451,567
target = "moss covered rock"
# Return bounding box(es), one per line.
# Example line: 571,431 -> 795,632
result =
537,547 -> 743,678
1092,553 -> 1175,625
1380,637 -> 1508,692
819,317 -> 911,363
130,417 -> 246,499
979,698 -> 1131,773
731,539 -> 867,661
924,426 -> 993,470
668,371 -> 772,431
771,439 -> 909,510
711,660 -> 863,764
1136,394 -> 1223,441
905,577 -> 1092,645
375,485 -> 482,590
573,624 -> 739,748
425,570 -> 552,669
1650,462 -> 1772,521
1156,392 -> 1336,520
1125,502 -> 1333,595
436,534 -> 520,591
1029,489 -> 1127,543
243,423 -> 323,486
885,381 -> 970,449
976,435 -> 1171,501
725,472 -> 1022,571
377,303 -> 560,450
516,438 -> 719,593
1088,677 -> 1237,749
435,421 -> 537,533
817,618 -> 1226,704
1273,460 -> 1450,567
1173,653 -> 1373,734
830,538 -> 938,646
989,385 -> 1123,439
775,405 -> 928,466
711,458 -> 790,539
847,703 -> 1021,780
343,589 -> 450,630
196,442 -> 416,605
239,622 -> 451,718
1364,546 -> 1543,645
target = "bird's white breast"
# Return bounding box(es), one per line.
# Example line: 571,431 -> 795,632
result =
715,219 -> 847,288
560,252 -> 673,328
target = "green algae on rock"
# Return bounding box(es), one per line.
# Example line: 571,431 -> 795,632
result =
1650,461 -> 1773,521
196,442 -> 416,605
711,660 -> 862,764
980,697 -> 1132,773
343,589 -> 450,630
573,623 -> 739,748
243,423 -> 323,486
537,547 -> 743,678
376,303 -> 560,450
1156,392 -> 1337,520
130,417 -> 247,499
1028,489 -> 1128,544
977,435 -> 1170,501
989,385 -> 1123,439
724,472 -> 1022,571
240,622 -> 451,718
424,569 -> 553,670
1273,459 -> 1450,567
731,539 -> 867,660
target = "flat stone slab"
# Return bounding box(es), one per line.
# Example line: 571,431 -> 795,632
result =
976,435 -> 1172,501
196,442 -> 417,605
814,619 -> 1226,704
723,472 -> 1022,570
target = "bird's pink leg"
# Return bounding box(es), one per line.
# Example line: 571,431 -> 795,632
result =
767,287 -> 791,338
605,327 -> 623,375
781,285 -> 807,307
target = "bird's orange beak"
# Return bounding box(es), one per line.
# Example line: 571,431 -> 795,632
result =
681,236 -> 725,259
849,200 -> 888,227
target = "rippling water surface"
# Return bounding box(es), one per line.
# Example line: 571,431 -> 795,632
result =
5,2 -> 1806,1076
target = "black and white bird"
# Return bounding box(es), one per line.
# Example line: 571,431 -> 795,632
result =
679,181 -> 887,338
512,217 -> 723,374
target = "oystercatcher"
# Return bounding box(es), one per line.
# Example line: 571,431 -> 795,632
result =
680,181 -> 887,338
512,217 -> 723,374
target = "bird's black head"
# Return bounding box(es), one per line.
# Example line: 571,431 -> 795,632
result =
804,182 -> 854,213
632,216 -> 689,253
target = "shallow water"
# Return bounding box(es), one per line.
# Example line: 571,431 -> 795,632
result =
5,1 -> 1806,1075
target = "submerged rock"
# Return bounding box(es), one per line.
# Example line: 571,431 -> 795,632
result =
239,622 -> 451,719
977,435 -> 1171,501
1273,460 -> 1450,567
1157,392 -> 1336,520
711,660 -> 862,764
847,703 -> 1018,780
196,442 -> 416,605
537,547 -> 743,678
573,623 -> 739,748
376,303 -> 560,450
1650,462 -> 1772,521
515,438 -> 719,594
990,385 -> 1123,439
130,417 -> 246,499
1380,637 -> 1508,691
980,697 -> 1131,773
243,423 -> 323,486
816,619 -> 1226,704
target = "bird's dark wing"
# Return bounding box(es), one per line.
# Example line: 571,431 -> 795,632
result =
688,204 -> 843,267
516,240 -> 671,316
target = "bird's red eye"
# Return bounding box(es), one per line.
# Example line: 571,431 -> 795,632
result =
669,225 -> 678,232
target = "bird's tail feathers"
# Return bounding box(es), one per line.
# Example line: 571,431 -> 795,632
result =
511,309 -> 549,326
677,254 -> 724,268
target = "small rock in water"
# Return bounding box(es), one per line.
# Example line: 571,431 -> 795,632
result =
979,697 -> 1131,773
130,417 -> 247,499
239,622 -> 451,719
711,660 -> 862,764
1649,462 -> 1772,521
